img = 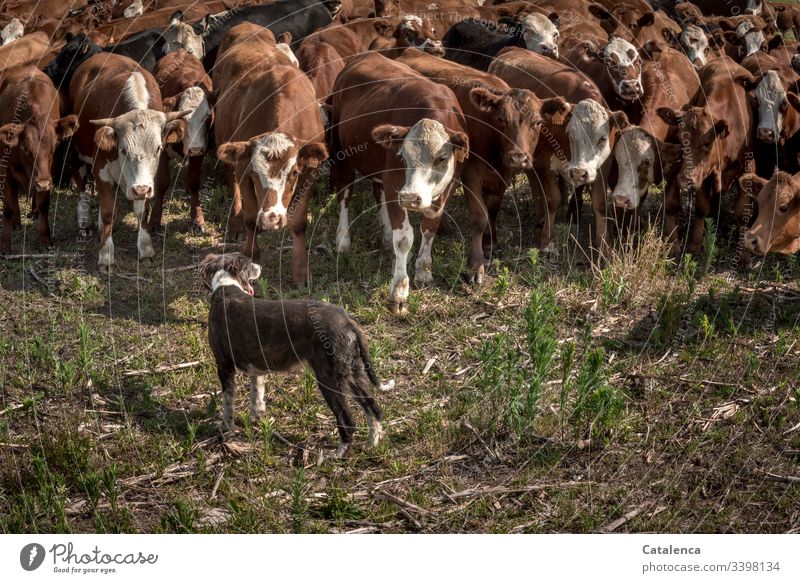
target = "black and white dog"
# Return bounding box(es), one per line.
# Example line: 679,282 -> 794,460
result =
199,253 -> 383,456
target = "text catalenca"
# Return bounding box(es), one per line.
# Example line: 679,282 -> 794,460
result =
642,545 -> 701,555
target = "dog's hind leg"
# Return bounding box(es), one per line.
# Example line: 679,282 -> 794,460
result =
316,370 -> 356,457
249,375 -> 266,419
350,379 -> 383,449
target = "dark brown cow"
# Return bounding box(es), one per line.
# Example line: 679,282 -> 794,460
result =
215,23 -> 328,285
741,169 -> 800,254
397,48 -> 570,282
0,66 -> 78,252
153,49 -> 213,233
657,57 -> 756,258
331,52 -> 469,314
68,52 -> 187,268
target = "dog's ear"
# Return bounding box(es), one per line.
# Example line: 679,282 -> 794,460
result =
198,253 -> 224,285
226,253 -> 253,279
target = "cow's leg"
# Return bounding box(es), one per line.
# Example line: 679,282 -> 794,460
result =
288,179 -> 312,287
687,181 -> 713,255
133,198 -> 155,260
414,216 -> 438,288
374,183 -> 392,248
35,188 -> 52,247
589,177 -> 609,258
332,159 -> 354,252
732,169 -> 753,266
386,180 -> 413,315
463,168 -> 488,283
96,180 -> 117,270
1,181 -> 18,253
186,154 -> 205,234
530,168 -> 561,255
147,152 -> 171,233
663,171 -> 682,256
484,191 -> 504,257
227,167 -> 244,241
249,375 -> 266,419
239,178 -> 260,262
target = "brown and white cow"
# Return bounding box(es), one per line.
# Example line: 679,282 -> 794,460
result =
153,49 -> 213,233
369,14 -> 444,56
0,66 -> 78,253
68,53 -> 187,268
0,17 -> 23,45
397,48 -> 570,282
564,36 -> 645,107
214,24 -> 327,286
663,24 -> 715,68
657,57 -> 756,258
331,52 -> 468,314
740,169 -> 800,255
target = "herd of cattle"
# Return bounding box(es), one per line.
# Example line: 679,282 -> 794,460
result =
3,0 -> 800,313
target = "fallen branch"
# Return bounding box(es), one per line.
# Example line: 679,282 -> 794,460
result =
0,403 -> 25,417
210,469 -> 225,499
758,470 -> 800,484
162,264 -> 199,273
3,253 -> 81,260
436,480 -> 594,503
600,506 -> 645,533
123,361 -> 201,376
460,419 -> 500,462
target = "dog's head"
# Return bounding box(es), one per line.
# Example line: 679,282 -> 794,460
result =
198,253 -> 262,296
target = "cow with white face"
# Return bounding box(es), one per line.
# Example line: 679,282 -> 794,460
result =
726,25 -> 768,59
0,18 -> 23,46
565,99 -> 629,187
745,0 -> 764,16
581,37 -> 644,103
68,54 -> 188,269
164,15 -> 205,60
752,70 -> 800,144
331,53 -> 468,314
666,25 -> 711,68
611,126 -> 681,210
520,13 -> 559,59
124,0 -> 144,19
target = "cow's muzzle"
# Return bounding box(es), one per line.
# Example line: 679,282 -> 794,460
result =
398,191 -> 425,209
613,194 -> 636,210
743,231 -> 765,255
131,185 -> 153,199
568,166 -> 593,186
257,209 -> 286,231
34,179 -> 52,192
619,79 -> 644,100
424,41 -> 445,56
539,44 -> 558,59
505,151 -> 532,169
757,127 -> 778,143
187,147 -> 206,157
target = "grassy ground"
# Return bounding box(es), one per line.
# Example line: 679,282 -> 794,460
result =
1,162 -> 799,534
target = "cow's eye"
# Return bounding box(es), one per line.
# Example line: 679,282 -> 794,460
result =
597,136 -> 607,145
642,159 -> 651,167
120,148 -> 128,157
779,203 -> 789,213
436,154 -> 448,165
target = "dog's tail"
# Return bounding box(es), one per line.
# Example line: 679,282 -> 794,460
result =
350,316 -> 380,388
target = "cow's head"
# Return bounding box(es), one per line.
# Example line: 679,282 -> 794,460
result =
123,0 -> 144,19
588,3 -> 655,42
163,85 -> 213,157
745,0 -> 764,16
611,126 -> 681,209
586,37 -> 644,101
91,109 -> 188,200
520,13 -> 559,59
164,12 -> 205,59
375,0 -> 401,17
217,132 -> 328,230
372,118 -> 468,210
741,170 -> 800,254
665,25 -> 711,68
657,105 -> 732,191
725,25 -> 769,58
0,18 -> 24,45
43,32 -> 103,89
394,14 -> 443,55
470,86 -> 570,170
751,70 -> 800,144
0,114 -> 79,193
565,99 -> 629,186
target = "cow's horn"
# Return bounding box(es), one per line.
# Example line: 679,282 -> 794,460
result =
165,110 -> 192,121
89,118 -> 115,126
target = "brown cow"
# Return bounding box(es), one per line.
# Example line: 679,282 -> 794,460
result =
374,0 -> 481,38
0,32 -> 51,70
68,53 -> 187,268
657,57 -> 756,258
153,49 -> 213,233
0,66 -> 78,252
396,48 -> 570,282
296,25 -> 364,102
214,24 -> 327,285
741,169 -> 800,254
331,52 -> 469,314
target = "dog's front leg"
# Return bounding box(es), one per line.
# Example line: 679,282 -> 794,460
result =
249,375 -> 266,419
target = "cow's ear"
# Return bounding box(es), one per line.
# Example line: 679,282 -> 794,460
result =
56,115 -> 79,141
163,119 -> 186,144
767,33 -> 785,51
162,96 -> 177,112
638,11 -> 655,28
787,92 -> 800,112
547,12 -> 559,25
713,119 -> 730,139
639,39 -> 663,61
610,110 -> 630,131
735,71 -> 758,90
541,97 -> 570,125
587,3 -> 610,20
447,130 -> 469,163
722,30 -> 740,44
738,173 -> 768,198
372,124 -> 410,149
0,123 -> 22,148
374,19 -> 394,37
200,15 -> 212,32
65,32 -> 75,42
169,10 -> 183,25
207,89 -> 219,107
583,41 -> 603,63
94,126 -> 117,152
662,28 -> 681,50
217,141 -> 251,164
469,86 -> 504,113
657,106 -> 683,126
298,141 -> 328,169
277,31 -> 292,44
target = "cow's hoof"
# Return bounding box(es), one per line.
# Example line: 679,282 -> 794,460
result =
39,238 -> 53,249
737,249 -> 752,268
388,299 -> 408,316
414,271 -> 433,288
294,280 -> 308,290
192,222 -> 205,235
541,244 -> 559,261
99,264 -> 114,275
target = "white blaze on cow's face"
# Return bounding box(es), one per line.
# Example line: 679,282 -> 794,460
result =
754,71 -> 788,143
276,43 -> 300,67
740,28 -> 766,58
612,127 -> 656,209
566,99 -> 626,186
680,25 -> 710,67
0,18 -> 23,45
521,13 -> 559,59
164,19 -> 204,59
603,37 -> 643,101
374,119 -> 467,211
745,0 -> 763,15
178,86 -> 211,156
124,0 -> 144,18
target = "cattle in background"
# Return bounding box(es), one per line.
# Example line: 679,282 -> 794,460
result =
373,0 -> 481,36
67,53 -> 187,268
397,48 -> 570,283
370,14 -> 445,56
0,66 -> 78,253
657,57 -> 757,259
741,169 -> 800,255
662,24 -> 717,68
331,53 -> 469,314
162,0 -> 340,69
154,49 -> 213,233
214,23 -> 327,286
296,26 -> 364,105
1,17 -> 24,45
0,32 -> 51,70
